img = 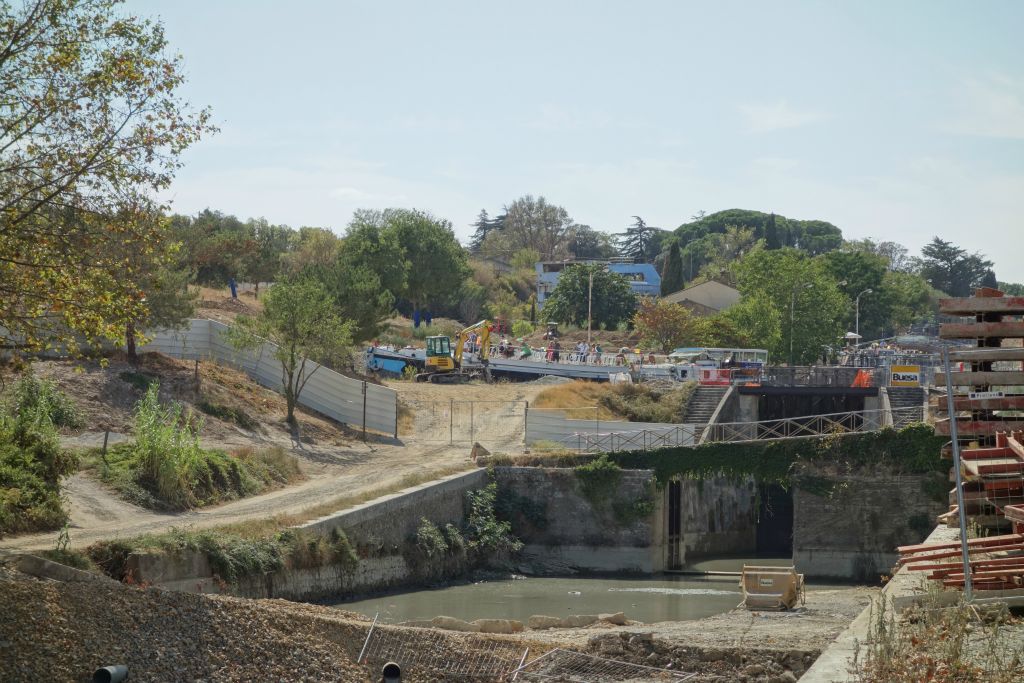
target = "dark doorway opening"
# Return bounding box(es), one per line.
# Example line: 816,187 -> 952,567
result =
756,483 -> 793,555
667,480 -> 682,569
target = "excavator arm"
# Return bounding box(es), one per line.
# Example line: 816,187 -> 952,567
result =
453,320 -> 491,366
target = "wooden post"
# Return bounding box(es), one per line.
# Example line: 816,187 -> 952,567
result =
101,429 -> 110,467
450,398 -> 454,445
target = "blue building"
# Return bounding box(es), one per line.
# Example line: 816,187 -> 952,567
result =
535,260 -> 661,308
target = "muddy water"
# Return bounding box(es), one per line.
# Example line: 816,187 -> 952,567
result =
334,557 -> 834,624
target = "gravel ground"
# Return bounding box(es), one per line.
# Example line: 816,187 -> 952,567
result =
0,565 -> 549,682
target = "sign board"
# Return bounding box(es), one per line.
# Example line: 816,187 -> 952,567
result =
890,365 -> 921,387
968,391 -> 1005,400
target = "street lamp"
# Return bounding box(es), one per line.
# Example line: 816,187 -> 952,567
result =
855,288 -> 873,341
790,282 -> 814,366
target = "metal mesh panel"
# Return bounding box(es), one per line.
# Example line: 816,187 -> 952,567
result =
358,620 -> 528,679
420,400 -> 527,448
511,648 -> 696,682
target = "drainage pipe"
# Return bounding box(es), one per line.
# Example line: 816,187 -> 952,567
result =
92,665 -> 128,683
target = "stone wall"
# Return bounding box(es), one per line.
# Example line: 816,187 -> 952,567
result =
793,467 -> 946,580
126,469 -> 488,602
491,466 -> 663,573
677,476 -> 758,561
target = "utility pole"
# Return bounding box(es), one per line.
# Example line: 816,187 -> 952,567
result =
587,269 -> 593,345
855,288 -> 873,340
789,282 -> 814,366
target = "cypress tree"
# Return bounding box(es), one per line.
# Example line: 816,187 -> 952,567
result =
765,213 -> 781,250
660,240 -> 685,295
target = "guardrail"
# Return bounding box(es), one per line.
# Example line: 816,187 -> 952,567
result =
534,406 -> 925,453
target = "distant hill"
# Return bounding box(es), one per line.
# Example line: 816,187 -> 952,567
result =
675,209 -> 843,256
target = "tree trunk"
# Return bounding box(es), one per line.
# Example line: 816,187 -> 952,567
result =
126,320 -> 138,364
255,281 -> 259,298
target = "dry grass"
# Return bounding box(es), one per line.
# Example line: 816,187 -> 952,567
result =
208,462 -> 474,540
531,381 -> 618,419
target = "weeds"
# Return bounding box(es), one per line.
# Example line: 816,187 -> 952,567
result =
414,518 -> 448,559
118,370 -> 157,391
853,594 -> 1024,683
82,385 -> 301,511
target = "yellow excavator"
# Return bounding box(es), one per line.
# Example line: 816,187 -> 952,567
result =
417,320 -> 492,384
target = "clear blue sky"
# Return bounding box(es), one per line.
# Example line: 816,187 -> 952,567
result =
131,0 -> 1024,282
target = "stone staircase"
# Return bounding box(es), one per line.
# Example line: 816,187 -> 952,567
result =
683,385 -> 729,425
887,387 -> 925,428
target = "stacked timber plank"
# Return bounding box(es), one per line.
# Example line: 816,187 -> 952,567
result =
898,534 -> 1024,591
934,289 -> 1024,531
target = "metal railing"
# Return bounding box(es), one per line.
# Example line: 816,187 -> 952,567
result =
539,406 -> 924,453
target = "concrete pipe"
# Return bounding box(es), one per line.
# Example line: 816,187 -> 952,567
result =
381,661 -> 401,682
92,665 -> 128,683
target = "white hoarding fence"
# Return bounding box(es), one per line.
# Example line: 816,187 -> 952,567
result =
140,319 -> 397,437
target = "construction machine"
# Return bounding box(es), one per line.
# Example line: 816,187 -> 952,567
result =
417,320 -> 492,384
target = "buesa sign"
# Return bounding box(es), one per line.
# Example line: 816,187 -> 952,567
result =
890,365 -> 921,387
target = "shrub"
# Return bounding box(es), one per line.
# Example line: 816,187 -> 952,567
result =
6,371 -> 81,429
197,399 -> 258,430
443,523 -> 465,555
133,383 -> 207,509
414,518 -> 448,559
511,320 -> 534,338
464,483 -> 522,554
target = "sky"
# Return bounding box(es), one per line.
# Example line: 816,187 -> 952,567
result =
131,0 -> 1024,282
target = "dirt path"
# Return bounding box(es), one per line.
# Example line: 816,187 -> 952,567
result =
2,379 -> 550,552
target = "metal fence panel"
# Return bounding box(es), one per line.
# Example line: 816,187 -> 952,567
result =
139,319 -> 397,436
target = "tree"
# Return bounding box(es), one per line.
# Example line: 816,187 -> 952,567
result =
822,249 -> 887,336
484,195 -> 575,260
919,238 -> 992,296
242,219 -> 293,295
881,270 -> 934,333
999,281 -> 1024,296
617,216 -> 662,262
542,264 -> 636,329
0,0 -> 213,354
660,239 -> 685,295
764,213 -> 781,250
469,209 -> 504,253
171,210 -> 253,285
733,249 -> 847,364
981,269 -> 998,289
281,227 -> 342,276
719,293 -> 782,354
227,280 -> 353,425
568,225 -> 616,259
633,298 -> 699,353
386,209 -> 470,312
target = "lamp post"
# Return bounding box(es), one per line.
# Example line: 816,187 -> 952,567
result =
587,268 -> 593,345
789,282 -> 814,366
855,288 -> 873,341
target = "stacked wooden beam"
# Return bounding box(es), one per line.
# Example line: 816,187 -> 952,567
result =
898,534 -> 1024,591
934,289 -> 1024,531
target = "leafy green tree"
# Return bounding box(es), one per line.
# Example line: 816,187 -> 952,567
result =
281,227 -> 342,276
227,279 -> 353,425
633,298 -> 699,353
242,219 -> 294,296
386,209 -> 470,312
919,237 -> 992,296
483,195 -> 575,261
999,281 -> 1024,296
660,239 -> 685,295
542,264 -> 636,329
981,269 -> 998,289
719,293 -> 782,354
734,249 -> 847,364
170,210 -> 253,285
880,270 -> 934,333
822,249 -> 887,336
469,209 -> 505,253
0,0 -> 213,354
568,225 -> 617,259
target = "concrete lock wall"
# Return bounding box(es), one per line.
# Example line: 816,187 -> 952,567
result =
792,470 -> 947,580
140,319 -> 398,436
491,466 -> 664,573
676,477 -> 758,561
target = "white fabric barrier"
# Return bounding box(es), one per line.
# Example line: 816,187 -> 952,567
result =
140,319 -> 397,436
